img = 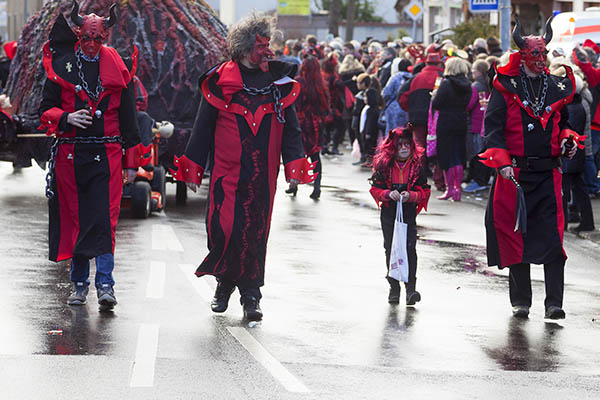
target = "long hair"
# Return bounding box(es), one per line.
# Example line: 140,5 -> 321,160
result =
372,125 -> 423,174
297,56 -> 329,113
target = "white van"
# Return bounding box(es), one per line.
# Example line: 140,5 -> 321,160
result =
549,8 -> 600,53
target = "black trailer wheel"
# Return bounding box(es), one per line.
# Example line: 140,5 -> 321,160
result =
151,166 -> 167,211
176,181 -> 187,206
132,181 -> 151,218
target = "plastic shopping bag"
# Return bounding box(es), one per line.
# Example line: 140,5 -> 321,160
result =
388,203 -> 409,282
426,99 -> 438,158
351,138 -> 361,160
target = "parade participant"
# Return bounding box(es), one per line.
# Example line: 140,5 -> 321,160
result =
479,18 -> 582,320
322,53 -> 346,155
171,13 -> 316,321
369,125 -> 431,305
285,56 -> 328,199
39,1 -> 145,310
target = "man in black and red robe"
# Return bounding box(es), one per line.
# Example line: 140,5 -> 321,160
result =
479,18 -> 584,320
39,1 -> 146,311
171,13 -> 316,321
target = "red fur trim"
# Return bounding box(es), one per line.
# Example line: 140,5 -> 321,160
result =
369,187 -> 391,206
123,143 -> 152,169
559,129 -> 587,149
414,186 -> 430,214
170,155 -> 204,185
284,157 -> 318,184
39,107 -> 65,136
478,148 -> 511,169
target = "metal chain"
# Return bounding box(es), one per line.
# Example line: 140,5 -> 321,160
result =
75,47 -> 104,102
45,136 -> 123,199
519,66 -> 548,118
242,83 -> 286,124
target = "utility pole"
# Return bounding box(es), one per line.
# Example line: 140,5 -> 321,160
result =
346,0 -> 356,42
499,0 -> 511,51
328,0 -> 342,37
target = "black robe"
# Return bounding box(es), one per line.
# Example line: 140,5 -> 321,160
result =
38,14 -> 142,262
172,60 -> 316,286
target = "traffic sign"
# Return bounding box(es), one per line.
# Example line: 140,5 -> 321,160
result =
469,0 -> 498,13
403,1 -> 423,21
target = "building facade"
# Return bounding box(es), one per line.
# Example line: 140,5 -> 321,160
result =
6,0 -> 46,41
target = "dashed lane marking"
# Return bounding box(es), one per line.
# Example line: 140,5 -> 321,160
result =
151,224 -> 184,252
227,327 -> 310,393
146,261 -> 166,299
178,263 -> 213,302
130,324 -> 160,388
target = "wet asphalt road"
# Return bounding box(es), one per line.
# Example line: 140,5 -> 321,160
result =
1,153 -> 599,399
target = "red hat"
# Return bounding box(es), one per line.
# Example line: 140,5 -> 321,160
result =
583,39 -> 600,55
3,41 -> 17,60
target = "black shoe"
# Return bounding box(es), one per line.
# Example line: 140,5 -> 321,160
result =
406,291 -> 421,306
309,189 -> 321,199
512,305 -> 530,318
241,296 -> 263,321
545,306 -> 566,320
285,186 -> 298,197
211,282 -> 235,313
573,224 -> 595,233
97,284 -> 117,311
67,282 -> 89,305
330,148 -> 343,156
388,285 -> 400,304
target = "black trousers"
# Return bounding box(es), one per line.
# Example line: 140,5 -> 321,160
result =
217,278 -> 262,300
381,207 -> 418,292
508,258 -> 564,309
324,117 -> 345,149
309,152 -> 322,191
562,172 -> 595,229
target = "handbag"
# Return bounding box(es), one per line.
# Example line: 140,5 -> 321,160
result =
426,99 -> 438,158
388,203 -> 409,283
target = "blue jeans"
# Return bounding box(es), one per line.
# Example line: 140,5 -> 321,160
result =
71,253 -> 115,288
584,155 -> 600,194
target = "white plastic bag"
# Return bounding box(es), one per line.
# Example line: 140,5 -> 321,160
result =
389,203 -> 409,282
351,138 -> 361,160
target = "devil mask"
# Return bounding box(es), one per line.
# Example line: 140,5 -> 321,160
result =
513,17 -> 553,75
70,0 -> 118,59
249,35 -> 274,72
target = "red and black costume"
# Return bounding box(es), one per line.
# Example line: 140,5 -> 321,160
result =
369,128 -> 430,302
479,19 -> 581,314
322,57 -> 346,154
171,59 -> 316,295
39,9 -> 143,263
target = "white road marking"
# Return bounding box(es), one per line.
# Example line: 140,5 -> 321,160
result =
227,327 -> 310,393
130,324 -> 160,388
151,224 -> 184,252
178,263 -> 213,302
146,261 -> 166,299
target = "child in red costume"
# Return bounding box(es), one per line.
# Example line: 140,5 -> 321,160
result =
369,125 -> 431,305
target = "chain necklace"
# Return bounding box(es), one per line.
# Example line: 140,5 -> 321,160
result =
519,66 -> 548,118
242,83 -> 286,124
75,47 -> 104,102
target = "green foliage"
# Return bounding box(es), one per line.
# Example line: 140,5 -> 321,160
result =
450,17 -> 497,48
316,0 -> 384,23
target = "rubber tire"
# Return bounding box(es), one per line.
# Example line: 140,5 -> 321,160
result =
176,181 -> 187,206
131,181 -> 151,218
151,166 -> 166,211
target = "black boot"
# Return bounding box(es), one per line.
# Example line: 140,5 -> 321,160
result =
405,282 -> 421,306
387,279 -> 400,304
285,185 -> 298,196
211,281 -> 235,313
241,296 -> 263,321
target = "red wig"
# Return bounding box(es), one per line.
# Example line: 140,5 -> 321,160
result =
297,56 -> 329,113
372,124 -> 424,173
321,54 -> 338,74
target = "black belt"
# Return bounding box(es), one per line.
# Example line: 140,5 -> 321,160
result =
510,156 -> 560,171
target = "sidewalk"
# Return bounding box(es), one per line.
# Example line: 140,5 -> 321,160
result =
459,181 -> 600,244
